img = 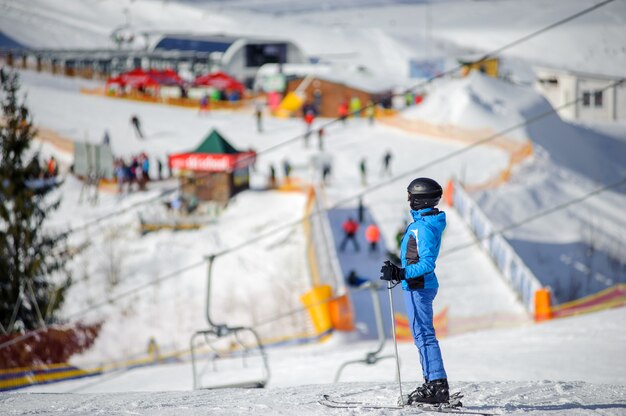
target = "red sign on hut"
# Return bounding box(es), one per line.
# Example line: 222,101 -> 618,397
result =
169,129 -> 256,203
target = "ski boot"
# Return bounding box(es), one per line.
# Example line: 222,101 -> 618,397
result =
407,378 -> 450,405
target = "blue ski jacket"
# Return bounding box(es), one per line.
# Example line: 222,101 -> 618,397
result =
399,207 -> 446,290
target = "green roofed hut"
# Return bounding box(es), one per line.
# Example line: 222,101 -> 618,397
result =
169,129 -> 256,204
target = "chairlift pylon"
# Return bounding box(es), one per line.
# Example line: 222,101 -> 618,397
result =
190,255 -> 270,389
334,281 -> 396,382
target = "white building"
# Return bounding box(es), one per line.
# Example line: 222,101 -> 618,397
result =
151,34 -> 307,88
534,67 -> 626,123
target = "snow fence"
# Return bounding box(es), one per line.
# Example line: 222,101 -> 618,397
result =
300,184 -> 354,334
451,180 -> 543,315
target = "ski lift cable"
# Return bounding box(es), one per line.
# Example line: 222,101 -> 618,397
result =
206,80 -> 624,261
3,172 -> 622,352
1,79 -> 620,351
184,79 -> 624,279
66,187 -> 178,235
69,80 -> 626,322
332,79 -> 623,207
0,259 -> 206,351
390,0 -> 617,103
61,0 -> 614,235
475,0 -> 616,64
236,0 -> 616,170
249,178 -> 626,332
1,2 -> 618,349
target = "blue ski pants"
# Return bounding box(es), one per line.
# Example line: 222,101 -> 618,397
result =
403,288 -> 447,381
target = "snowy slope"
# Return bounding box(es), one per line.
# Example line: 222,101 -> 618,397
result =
1,0 -> 625,412
403,71 -> 546,141
9,381 -> 626,415
14,308 -> 626,414
10,68 -> 519,366
11,380 -> 626,415
397,71 -> 626,303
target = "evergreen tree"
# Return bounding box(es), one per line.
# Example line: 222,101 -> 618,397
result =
0,69 -> 71,334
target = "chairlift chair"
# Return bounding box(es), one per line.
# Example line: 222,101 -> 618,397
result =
190,255 -> 270,389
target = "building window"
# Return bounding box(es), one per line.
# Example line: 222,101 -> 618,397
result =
539,77 -> 558,86
582,91 -> 591,107
594,90 -> 603,107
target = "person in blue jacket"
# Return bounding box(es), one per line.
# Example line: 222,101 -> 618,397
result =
380,177 -> 449,405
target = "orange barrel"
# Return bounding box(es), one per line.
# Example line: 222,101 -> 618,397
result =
328,294 -> 355,331
300,285 -> 333,335
534,288 -> 553,322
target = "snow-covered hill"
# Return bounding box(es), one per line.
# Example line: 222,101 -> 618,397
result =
12,307 -> 626,414
1,0 -> 625,413
16,68 -> 517,363
398,70 -> 626,303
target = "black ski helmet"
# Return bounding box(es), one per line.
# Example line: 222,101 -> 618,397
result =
407,177 -> 442,210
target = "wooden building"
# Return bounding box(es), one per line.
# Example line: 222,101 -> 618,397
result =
169,129 -> 256,204
285,76 -> 394,118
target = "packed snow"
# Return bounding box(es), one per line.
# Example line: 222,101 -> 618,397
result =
1,0 -> 625,415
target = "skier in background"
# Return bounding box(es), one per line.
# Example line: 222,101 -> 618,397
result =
255,102 -> 264,133
359,158 -> 367,186
102,129 -> 111,145
382,150 -> 393,176
338,100 -> 349,125
269,164 -> 277,188
130,114 -> 144,139
357,197 -> 365,224
317,127 -> 325,151
346,270 -> 368,288
157,158 -> 163,180
322,162 -> 332,185
199,94 -> 210,115
365,223 -> 380,253
303,109 -> 315,147
47,156 -> 58,177
339,217 -> 360,253
282,159 -> 292,184
312,88 -> 322,115
380,177 -> 450,405
349,95 -> 362,118
141,153 -> 150,181
365,100 -> 376,125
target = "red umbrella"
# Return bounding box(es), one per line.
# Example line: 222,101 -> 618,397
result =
147,69 -> 183,86
194,71 -> 244,94
119,68 -> 159,89
105,75 -> 124,87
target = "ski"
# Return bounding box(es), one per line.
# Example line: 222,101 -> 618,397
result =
319,393 -> 495,415
319,394 -> 405,410
412,404 -> 496,415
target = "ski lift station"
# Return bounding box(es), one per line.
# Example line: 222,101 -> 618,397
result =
150,33 -> 308,87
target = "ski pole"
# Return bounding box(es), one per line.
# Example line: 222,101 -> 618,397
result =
387,280 -> 404,405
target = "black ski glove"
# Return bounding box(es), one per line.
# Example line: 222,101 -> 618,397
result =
380,260 -> 405,282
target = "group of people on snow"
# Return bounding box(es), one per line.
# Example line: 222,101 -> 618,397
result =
114,152 -> 163,193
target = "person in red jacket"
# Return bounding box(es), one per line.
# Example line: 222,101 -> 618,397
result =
338,100 -> 349,125
304,109 -> 315,147
339,217 -> 360,252
365,223 -> 380,253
